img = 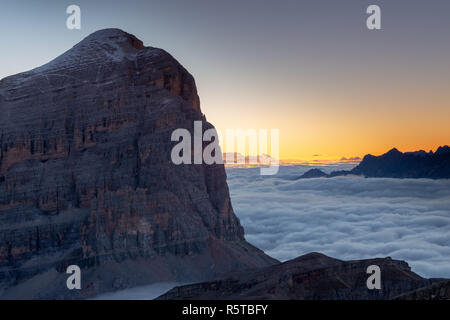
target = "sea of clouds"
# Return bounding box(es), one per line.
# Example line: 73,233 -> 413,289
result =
226,165 -> 450,279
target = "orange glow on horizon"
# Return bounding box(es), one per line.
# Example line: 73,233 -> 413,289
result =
201,84 -> 450,161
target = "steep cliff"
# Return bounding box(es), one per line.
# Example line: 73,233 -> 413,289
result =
0,29 -> 276,299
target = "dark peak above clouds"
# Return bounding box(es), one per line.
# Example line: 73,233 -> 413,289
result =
299,145 -> 450,180
298,168 -> 328,179
386,147 -> 401,154
435,145 -> 450,155
383,147 -> 402,157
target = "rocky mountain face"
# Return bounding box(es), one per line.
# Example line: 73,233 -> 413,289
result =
299,146 -> 450,179
157,252 -> 442,300
0,29 -> 276,299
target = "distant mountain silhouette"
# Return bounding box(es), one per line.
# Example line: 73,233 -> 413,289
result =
298,146 -> 450,179
298,168 -> 328,179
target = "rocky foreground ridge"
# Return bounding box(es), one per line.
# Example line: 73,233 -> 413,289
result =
157,252 -> 448,300
0,29 -> 276,299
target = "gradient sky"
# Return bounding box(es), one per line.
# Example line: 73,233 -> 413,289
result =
1,0 -> 449,160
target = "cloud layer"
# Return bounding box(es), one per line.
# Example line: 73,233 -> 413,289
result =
227,165 -> 450,278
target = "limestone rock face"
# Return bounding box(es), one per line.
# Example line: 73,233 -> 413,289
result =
0,29 -> 276,299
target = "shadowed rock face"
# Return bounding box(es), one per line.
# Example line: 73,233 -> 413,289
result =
157,252 -> 439,300
0,29 -> 277,299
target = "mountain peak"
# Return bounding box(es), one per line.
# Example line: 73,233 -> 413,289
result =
79,28 -> 145,50
26,29 -> 148,76
435,145 -> 450,155
386,147 -> 401,155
